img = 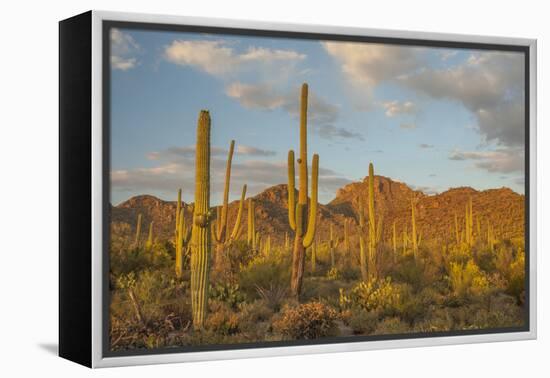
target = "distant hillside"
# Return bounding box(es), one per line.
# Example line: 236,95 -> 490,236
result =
110,176 -> 525,245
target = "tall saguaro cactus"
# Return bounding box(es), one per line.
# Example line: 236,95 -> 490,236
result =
190,110 -> 212,330
287,83 -> 319,298
358,196 -> 368,281
367,163 -> 381,280
213,141 -> 246,270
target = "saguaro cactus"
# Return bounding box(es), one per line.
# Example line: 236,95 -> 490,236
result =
214,140 -> 246,268
190,110 -> 212,330
213,140 -> 246,270
175,189 -> 191,277
146,221 -> 154,251
329,224 -> 336,268
367,163 -> 380,280
358,196 -> 368,281
411,196 -> 419,258
247,198 -> 256,249
311,238 -> 317,273
287,83 -> 319,298
133,213 -> 142,248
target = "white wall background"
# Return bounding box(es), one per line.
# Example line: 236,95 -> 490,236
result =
0,0 -> 546,376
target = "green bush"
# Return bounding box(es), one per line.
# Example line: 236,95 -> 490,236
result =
339,278 -> 403,315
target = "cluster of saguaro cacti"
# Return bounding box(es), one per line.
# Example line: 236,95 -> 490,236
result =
146,221 -> 154,251
287,83 -> 319,298
175,189 -> 191,278
212,139 -> 247,270
133,213 -> 142,248
190,110 -> 212,330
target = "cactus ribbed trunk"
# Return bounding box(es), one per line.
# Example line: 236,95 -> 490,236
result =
367,163 -> 378,280
146,221 -> 154,250
190,110 -> 211,330
358,196 -> 368,281
247,198 -> 255,249
134,213 -> 142,248
288,83 -> 319,299
454,213 -> 460,245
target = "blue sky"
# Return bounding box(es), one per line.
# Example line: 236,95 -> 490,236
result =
109,27 -> 525,206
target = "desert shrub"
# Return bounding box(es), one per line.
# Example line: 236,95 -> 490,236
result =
339,278 -> 402,315
345,309 -> 379,335
255,283 -> 287,311
448,259 -> 490,300
238,257 -> 290,300
505,249 -> 525,304
273,302 -> 339,339
373,317 -> 410,335
209,283 -> 247,310
302,277 -> 345,306
236,300 -> 274,336
205,301 -> 240,335
391,255 -> 425,291
396,285 -> 437,325
475,247 -> 496,273
339,265 -> 360,281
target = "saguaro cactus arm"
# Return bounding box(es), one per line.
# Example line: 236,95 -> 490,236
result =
302,153 -> 319,248
229,184 -> 247,240
216,140 -> 235,242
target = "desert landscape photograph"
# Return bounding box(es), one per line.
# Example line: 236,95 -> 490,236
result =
107,26 -> 527,352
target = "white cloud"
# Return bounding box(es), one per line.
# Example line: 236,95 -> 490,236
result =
164,40 -> 305,77
381,100 -> 416,117
110,28 -> 140,71
225,82 -> 362,141
236,145 -> 276,157
400,51 -> 525,147
322,41 -> 423,89
449,148 -> 524,174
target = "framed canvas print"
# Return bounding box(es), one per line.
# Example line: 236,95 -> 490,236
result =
59,10 -> 537,368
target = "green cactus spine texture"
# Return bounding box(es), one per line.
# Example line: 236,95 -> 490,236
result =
287,83 -> 319,298
190,110 -> 212,330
